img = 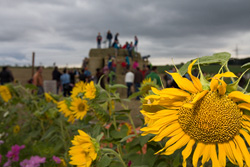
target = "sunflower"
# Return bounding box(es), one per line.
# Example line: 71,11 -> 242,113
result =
13,125 -> 20,134
70,98 -> 89,120
140,59 -> 250,167
44,92 -> 57,104
84,81 -> 96,99
57,100 -> 75,123
71,81 -> 87,98
69,130 -> 99,167
0,85 -> 12,102
140,77 -> 159,95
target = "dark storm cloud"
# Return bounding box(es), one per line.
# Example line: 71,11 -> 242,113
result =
0,0 -> 250,66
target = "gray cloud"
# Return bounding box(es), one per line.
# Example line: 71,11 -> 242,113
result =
0,0 -> 250,66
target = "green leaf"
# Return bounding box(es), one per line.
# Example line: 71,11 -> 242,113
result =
110,125 -> 128,139
115,109 -> 131,113
139,135 -> 153,147
97,154 -> 112,167
109,84 -> 127,89
179,52 -> 231,76
96,133 -> 104,142
120,134 -> 136,142
241,62 -> 250,69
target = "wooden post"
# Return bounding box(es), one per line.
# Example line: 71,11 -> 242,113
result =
32,52 -> 35,77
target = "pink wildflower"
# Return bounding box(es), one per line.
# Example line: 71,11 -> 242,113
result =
52,156 -> 61,164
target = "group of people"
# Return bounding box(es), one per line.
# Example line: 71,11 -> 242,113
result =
31,66 -> 93,97
96,30 -> 139,54
125,65 -> 162,99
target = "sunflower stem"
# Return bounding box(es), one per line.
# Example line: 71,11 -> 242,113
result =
225,64 -> 235,82
102,148 -> 127,167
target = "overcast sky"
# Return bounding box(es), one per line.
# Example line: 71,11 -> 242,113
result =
1,0 -> 250,67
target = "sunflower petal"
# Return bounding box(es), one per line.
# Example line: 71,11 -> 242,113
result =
240,129 -> 250,146
188,59 -> 203,92
218,143 -> 226,167
182,139 -> 195,167
163,134 -> 190,155
156,131 -> 185,154
210,144 -> 220,167
234,135 -> 250,167
150,123 -> 181,142
228,91 -> 250,103
166,71 -> 198,93
229,140 -> 243,167
201,144 -> 211,165
192,142 -> 206,167
183,90 -> 208,108
218,80 -> 227,95
223,142 -> 237,165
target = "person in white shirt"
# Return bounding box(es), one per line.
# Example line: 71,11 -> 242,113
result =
125,68 -> 134,97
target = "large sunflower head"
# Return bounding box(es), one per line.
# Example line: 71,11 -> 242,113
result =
141,59 -> 250,167
69,130 -> 99,167
70,98 -> 89,120
0,85 -> 12,102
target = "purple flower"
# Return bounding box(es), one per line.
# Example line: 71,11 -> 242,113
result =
3,159 -> 12,167
6,144 -> 25,162
20,156 -> 46,167
0,140 -> 4,145
0,154 -> 2,163
52,156 -> 61,164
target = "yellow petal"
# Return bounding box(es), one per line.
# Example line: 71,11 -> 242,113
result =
156,131 -> 185,154
201,144 -> 211,165
218,143 -> 226,167
210,78 -> 219,92
183,90 -> 208,108
234,135 -> 250,167
228,91 -> 250,103
218,80 -> 227,95
188,59 -> 203,92
166,71 -> 198,93
238,103 -> 250,111
163,134 -> 190,155
154,87 -> 191,97
192,142 -> 206,167
223,142 -> 237,165
210,144 -> 221,167
228,140 -> 243,167
182,139 -> 195,167
240,129 -> 250,146
150,123 -> 181,142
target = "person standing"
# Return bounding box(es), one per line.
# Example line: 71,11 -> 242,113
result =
0,66 -> 14,85
125,68 -> 134,98
134,36 -> 138,51
52,66 -> 61,94
60,68 -> 71,97
134,67 -> 143,100
33,66 -> 44,95
125,55 -> 130,69
106,30 -> 113,48
146,66 -> 162,87
114,33 -> 119,43
96,32 -> 102,48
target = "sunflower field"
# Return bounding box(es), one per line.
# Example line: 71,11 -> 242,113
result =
1,52 -> 250,167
